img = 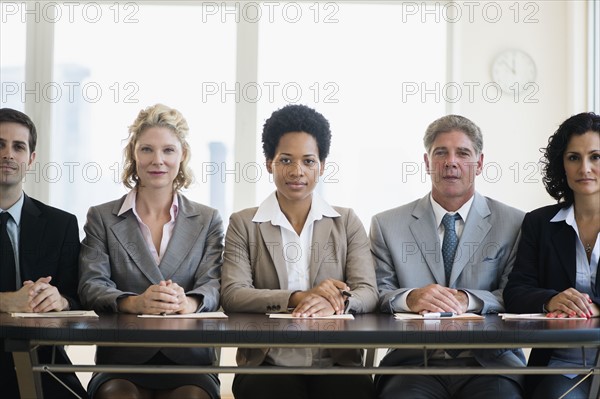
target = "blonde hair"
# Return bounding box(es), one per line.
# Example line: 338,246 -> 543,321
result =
122,104 -> 193,190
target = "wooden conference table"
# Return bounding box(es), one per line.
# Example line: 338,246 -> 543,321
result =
1,312 -> 599,399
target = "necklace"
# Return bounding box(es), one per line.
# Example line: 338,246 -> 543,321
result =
585,242 -> 592,254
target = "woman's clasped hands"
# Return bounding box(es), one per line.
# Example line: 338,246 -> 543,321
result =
289,278 -> 350,317
118,279 -> 199,315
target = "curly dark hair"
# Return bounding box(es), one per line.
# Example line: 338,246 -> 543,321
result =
541,112 -> 600,204
262,104 -> 331,161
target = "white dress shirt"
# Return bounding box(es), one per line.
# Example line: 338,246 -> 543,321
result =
1,192 -> 25,287
548,205 -> 599,375
393,194 -> 483,312
252,191 -> 340,367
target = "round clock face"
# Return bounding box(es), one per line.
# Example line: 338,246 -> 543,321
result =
491,49 -> 537,93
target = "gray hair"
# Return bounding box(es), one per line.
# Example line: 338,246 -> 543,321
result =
423,115 -> 483,155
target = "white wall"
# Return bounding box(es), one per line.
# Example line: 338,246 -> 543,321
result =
450,0 -> 586,212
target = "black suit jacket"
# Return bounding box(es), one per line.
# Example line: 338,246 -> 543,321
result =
1,194 -> 87,398
504,203 -> 600,395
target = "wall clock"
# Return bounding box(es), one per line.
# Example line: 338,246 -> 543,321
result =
491,49 -> 537,93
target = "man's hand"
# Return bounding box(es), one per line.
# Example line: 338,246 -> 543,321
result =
0,276 -> 69,313
26,276 -> 69,312
0,284 -> 35,312
407,284 -> 465,314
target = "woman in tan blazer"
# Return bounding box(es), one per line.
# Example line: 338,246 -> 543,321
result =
79,104 -> 223,399
221,104 -> 378,399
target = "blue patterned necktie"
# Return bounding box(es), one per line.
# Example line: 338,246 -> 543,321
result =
441,213 -> 461,286
441,212 -> 463,358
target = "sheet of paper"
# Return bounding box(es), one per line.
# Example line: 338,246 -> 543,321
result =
499,313 -> 588,321
10,310 -> 99,318
269,313 -> 355,320
137,311 -> 228,319
394,312 -> 484,320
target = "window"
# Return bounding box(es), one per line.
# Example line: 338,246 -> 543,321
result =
0,8 -> 26,110
50,3 -> 237,225
255,2 -> 446,225
37,1 -> 447,228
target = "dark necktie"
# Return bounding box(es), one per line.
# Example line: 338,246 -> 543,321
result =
442,213 -> 461,286
1,212 -> 17,292
441,213 -> 463,358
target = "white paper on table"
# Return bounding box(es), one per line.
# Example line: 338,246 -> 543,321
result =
10,310 -> 99,318
394,312 -> 484,320
268,313 -> 354,320
137,311 -> 228,319
499,313 -> 587,321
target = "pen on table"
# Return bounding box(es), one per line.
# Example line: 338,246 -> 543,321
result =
422,312 -> 454,318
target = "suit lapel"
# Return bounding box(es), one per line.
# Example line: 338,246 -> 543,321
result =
551,222 -> 577,287
258,222 -> 289,289
110,201 -> 164,285
449,193 -> 491,287
310,217 -> 333,286
596,254 -> 600,296
409,195 -> 446,285
158,196 -> 203,279
18,195 -> 45,281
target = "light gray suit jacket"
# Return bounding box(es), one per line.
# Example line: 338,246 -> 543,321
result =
221,206 -> 378,367
370,192 -> 526,374
78,193 -> 223,365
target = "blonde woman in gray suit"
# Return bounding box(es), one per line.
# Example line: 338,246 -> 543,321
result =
221,104 -> 378,399
79,104 -> 223,399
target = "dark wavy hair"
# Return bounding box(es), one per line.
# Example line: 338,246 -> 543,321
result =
541,112 -> 600,204
262,104 -> 331,161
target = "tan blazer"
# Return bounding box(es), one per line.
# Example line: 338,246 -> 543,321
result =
79,193 -> 224,365
221,206 -> 378,367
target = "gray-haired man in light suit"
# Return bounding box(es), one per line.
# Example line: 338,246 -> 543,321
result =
370,115 -> 525,399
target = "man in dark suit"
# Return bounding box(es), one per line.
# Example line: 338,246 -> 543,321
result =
370,115 -> 525,399
0,108 -> 87,398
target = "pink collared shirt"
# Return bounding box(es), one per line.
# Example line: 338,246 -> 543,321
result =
118,190 -> 179,265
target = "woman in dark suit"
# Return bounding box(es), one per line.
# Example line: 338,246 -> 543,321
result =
78,104 -> 223,399
504,112 -> 600,399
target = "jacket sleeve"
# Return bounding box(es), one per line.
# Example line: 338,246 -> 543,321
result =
186,209 -> 224,312
78,206 -> 136,312
504,212 -> 562,313
370,214 -> 406,313
343,208 -> 378,314
464,227 -> 522,314
55,213 -> 82,310
221,212 -> 295,313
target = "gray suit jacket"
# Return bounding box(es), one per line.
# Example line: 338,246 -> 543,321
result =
78,193 -> 223,365
221,206 -> 378,367
370,192 -> 526,373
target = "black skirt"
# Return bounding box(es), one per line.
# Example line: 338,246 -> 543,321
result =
87,350 -> 220,399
